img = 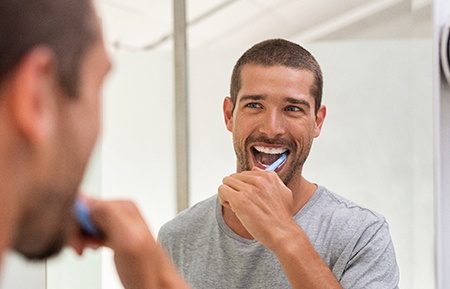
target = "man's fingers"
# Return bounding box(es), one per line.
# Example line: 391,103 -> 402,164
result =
218,184 -> 235,210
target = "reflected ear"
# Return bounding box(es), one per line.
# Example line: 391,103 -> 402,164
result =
313,105 -> 326,138
10,47 -> 57,144
223,97 -> 234,132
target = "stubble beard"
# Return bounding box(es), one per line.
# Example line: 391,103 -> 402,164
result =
233,135 -> 313,186
13,187 -> 75,261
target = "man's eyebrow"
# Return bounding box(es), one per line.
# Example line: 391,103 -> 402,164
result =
238,95 -> 266,103
284,97 -> 311,108
238,95 -> 312,109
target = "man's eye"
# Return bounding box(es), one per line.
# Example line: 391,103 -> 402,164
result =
246,103 -> 261,108
285,106 -> 301,112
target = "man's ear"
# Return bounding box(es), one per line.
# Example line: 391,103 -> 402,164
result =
313,105 -> 326,138
9,47 -> 58,145
223,97 -> 234,132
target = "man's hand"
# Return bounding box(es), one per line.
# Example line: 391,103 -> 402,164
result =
218,167 -> 296,250
69,197 -> 190,289
218,170 -> 343,289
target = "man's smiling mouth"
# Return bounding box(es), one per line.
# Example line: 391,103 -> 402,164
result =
253,145 -> 289,168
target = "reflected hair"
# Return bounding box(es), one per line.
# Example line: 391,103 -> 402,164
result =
0,0 -> 97,97
230,39 -> 323,114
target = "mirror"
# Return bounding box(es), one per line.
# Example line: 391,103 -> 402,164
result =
188,2 -> 433,288
45,1 -> 434,288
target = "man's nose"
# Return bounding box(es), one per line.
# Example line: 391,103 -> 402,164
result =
258,110 -> 286,138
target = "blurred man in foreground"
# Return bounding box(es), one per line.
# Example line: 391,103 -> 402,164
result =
0,0 -> 190,288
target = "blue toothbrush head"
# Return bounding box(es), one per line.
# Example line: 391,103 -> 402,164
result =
74,198 -> 101,238
265,152 -> 288,171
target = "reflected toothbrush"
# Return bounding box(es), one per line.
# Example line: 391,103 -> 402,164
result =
265,152 -> 288,171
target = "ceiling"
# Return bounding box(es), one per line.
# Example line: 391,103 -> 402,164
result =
95,0 -> 432,51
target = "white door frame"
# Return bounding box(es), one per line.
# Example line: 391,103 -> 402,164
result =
434,0 -> 450,287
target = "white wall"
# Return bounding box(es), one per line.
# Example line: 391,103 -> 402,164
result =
0,252 -> 45,289
100,49 -> 177,289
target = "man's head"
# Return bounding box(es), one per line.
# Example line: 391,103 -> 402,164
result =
224,39 -> 326,185
230,39 -> 323,114
0,0 -> 97,97
0,0 -> 110,260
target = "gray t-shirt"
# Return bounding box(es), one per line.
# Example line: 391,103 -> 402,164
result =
158,185 -> 399,289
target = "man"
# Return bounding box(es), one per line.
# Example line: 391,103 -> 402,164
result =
0,0 -> 190,288
158,39 -> 400,288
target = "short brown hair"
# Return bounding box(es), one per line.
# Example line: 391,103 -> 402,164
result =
0,0 -> 98,97
230,39 -> 323,113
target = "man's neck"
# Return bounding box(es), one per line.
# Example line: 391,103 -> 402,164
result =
0,150 -> 27,265
0,189 -> 20,265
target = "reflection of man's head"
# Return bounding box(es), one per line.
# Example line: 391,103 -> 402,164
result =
226,39 -> 326,186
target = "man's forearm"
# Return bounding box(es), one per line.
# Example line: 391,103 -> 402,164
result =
270,222 -> 343,289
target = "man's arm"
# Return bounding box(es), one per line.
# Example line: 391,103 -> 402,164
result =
218,168 -> 343,289
268,219 -> 344,289
70,198 -> 191,289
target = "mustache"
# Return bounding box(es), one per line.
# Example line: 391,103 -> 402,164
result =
245,136 -> 296,149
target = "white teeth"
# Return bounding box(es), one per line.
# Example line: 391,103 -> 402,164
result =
254,146 -> 287,154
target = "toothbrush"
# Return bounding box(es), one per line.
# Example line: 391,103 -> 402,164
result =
74,198 -> 101,237
265,152 -> 288,171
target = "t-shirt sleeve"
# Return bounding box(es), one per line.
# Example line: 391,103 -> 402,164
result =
338,219 -> 400,289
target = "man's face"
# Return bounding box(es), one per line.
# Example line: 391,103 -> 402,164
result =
224,64 -> 325,185
13,23 -> 111,260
